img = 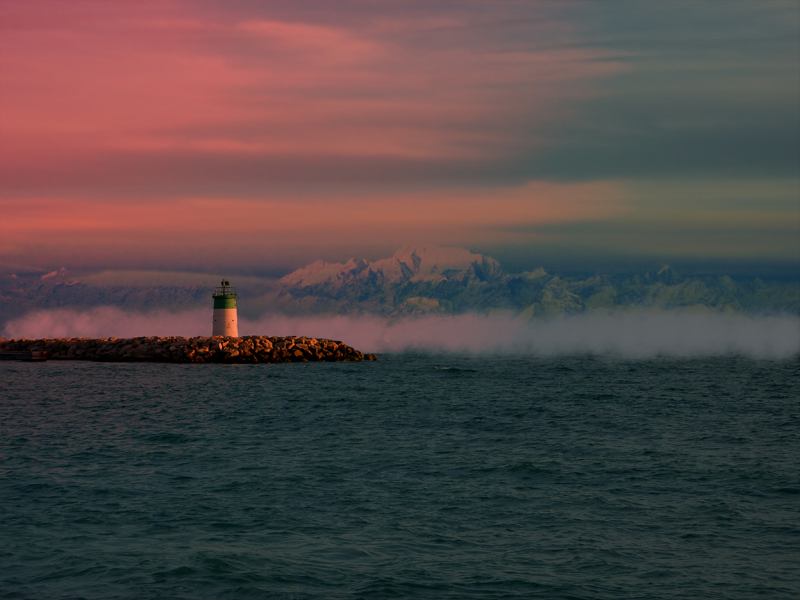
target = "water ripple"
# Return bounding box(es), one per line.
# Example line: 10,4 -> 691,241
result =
2,355 -> 799,599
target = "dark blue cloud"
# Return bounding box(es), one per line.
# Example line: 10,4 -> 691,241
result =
530,0 -> 800,180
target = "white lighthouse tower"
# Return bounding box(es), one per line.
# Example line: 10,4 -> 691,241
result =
212,280 -> 238,337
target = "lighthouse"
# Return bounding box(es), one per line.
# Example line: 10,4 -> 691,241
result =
212,280 -> 238,337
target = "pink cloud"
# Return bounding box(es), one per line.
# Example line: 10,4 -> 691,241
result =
1,2 -> 625,195
0,2 -> 633,271
0,181 -> 630,270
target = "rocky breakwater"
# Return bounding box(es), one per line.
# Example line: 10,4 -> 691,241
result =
0,336 -> 377,364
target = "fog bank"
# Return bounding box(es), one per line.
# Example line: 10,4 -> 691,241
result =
3,308 -> 798,359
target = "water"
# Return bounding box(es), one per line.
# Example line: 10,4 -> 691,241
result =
2,354 -> 799,599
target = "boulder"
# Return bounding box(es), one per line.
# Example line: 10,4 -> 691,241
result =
1,336 -> 375,364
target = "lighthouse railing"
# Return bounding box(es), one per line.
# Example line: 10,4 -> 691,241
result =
213,286 -> 238,296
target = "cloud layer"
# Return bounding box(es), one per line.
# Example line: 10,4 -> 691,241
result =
1,2 -> 619,195
1,1 -> 797,271
4,308 -> 798,359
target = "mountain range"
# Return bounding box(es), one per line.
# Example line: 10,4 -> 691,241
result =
2,246 -> 798,326
274,246 -> 799,318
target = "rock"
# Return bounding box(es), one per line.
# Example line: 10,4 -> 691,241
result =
0,335 -> 375,365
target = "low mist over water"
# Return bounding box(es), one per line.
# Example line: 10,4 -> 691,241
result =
3,308 -> 799,359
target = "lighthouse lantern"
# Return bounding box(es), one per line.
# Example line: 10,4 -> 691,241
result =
212,279 -> 238,337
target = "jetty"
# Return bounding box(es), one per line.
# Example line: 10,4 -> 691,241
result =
0,336 -> 377,364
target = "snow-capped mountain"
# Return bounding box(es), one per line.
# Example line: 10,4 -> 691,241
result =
3,249 -> 795,326
276,245 -> 511,316
280,245 -> 502,290
274,246 -> 799,318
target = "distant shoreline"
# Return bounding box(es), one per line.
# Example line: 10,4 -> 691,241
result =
0,336 -> 377,364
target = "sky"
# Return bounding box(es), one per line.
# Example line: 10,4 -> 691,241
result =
1,0 -> 798,277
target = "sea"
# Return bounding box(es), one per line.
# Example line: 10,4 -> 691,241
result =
2,353 -> 799,599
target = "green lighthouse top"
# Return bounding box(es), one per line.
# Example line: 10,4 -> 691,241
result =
212,279 -> 238,309
213,279 -> 237,297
